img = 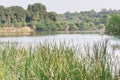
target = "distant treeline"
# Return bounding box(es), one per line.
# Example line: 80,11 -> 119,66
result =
60,9 -> 120,31
0,3 -> 120,32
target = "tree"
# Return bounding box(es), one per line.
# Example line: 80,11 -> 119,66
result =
48,12 -> 57,21
106,14 -> 120,34
68,22 -> 78,31
0,6 -> 6,24
27,3 -> 47,22
5,6 -> 26,27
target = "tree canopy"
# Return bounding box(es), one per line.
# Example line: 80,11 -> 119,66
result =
0,3 -> 56,28
106,14 -> 120,35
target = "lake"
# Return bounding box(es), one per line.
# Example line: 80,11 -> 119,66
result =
0,33 -> 119,47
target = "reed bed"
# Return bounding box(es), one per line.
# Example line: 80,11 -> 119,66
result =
0,40 -> 119,80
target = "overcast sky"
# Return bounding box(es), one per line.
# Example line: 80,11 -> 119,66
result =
0,0 -> 120,13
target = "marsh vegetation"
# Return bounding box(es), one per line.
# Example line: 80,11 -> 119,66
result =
0,39 -> 119,80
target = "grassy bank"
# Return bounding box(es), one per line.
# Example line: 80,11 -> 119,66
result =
0,41 -> 119,80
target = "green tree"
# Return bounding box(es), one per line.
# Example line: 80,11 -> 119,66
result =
48,12 -> 57,21
27,3 -> 47,22
68,22 -> 78,31
5,6 -> 26,27
36,22 -> 47,31
0,6 -> 6,25
106,14 -> 120,34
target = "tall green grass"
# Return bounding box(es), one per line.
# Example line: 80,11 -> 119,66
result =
0,40 -> 119,80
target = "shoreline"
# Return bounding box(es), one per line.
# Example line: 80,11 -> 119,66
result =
0,26 -> 35,33
0,27 -> 104,35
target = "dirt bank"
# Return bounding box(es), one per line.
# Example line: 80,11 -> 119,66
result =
0,27 -> 35,33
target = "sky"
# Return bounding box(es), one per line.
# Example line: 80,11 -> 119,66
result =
0,0 -> 120,13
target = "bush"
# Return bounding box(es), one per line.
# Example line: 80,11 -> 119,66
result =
36,22 -> 48,31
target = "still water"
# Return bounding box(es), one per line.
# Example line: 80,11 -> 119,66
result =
0,33 -> 119,47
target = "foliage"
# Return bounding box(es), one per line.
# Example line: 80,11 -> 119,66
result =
106,14 -> 120,35
27,3 -> 48,22
0,3 -> 57,29
48,12 -> 57,21
61,10 -> 110,31
0,3 -> 120,32
0,41 -> 119,79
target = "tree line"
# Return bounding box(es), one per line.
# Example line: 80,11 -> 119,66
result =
0,3 -> 58,30
0,3 -> 120,34
59,9 -> 120,31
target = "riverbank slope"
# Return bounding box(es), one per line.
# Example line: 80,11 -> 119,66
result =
0,27 -> 35,33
